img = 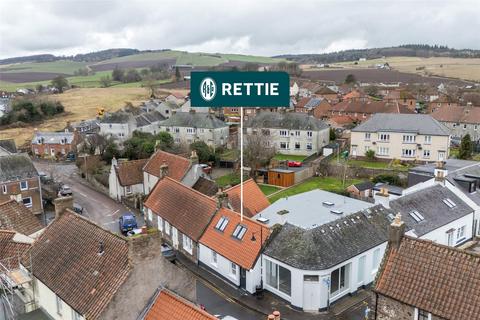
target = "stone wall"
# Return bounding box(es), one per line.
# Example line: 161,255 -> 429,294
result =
375,294 -> 445,320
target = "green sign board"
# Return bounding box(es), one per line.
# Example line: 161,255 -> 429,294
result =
190,71 -> 290,107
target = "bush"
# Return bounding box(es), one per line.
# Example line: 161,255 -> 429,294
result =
190,141 -> 215,163
1,98 -> 64,126
365,149 -> 375,160
372,174 -> 401,186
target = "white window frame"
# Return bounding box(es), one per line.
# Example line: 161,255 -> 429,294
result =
20,181 -> 28,191
72,310 -> 82,320
414,308 -> 432,320
402,149 -> 416,158
230,262 -> 237,277
423,149 -> 431,158
424,135 -> 432,144
1,185 -> 6,194
56,295 -> 63,315
147,208 -> 152,221
456,225 -> 466,243
294,142 -> 301,150
125,185 -> 132,194
372,248 -> 381,273
22,197 -> 32,208
306,142 -> 312,151
402,134 -> 416,143
307,131 -> 313,138
211,251 -> 218,266
182,234 -> 193,254
280,142 -> 289,150
279,130 -> 288,137
364,133 -> 371,141
377,147 -> 389,156
379,133 -> 390,142
165,220 -> 171,235
157,216 -> 163,232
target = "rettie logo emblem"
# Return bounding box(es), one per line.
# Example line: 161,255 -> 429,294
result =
200,77 -> 216,101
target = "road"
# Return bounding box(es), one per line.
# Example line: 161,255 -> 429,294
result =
34,161 -> 143,233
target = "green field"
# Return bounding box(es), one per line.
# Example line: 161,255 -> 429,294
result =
259,184 -> 281,196
268,177 -> 362,203
0,60 -> 87,74
346,159 -> 411,171
273,154 -> 308,161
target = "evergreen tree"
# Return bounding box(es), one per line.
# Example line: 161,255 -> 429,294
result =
458,134 -> 473,159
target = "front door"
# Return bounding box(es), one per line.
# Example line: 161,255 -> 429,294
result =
352,146 -> 357,157
438,151 -> 445,161
172,227 -> 179,249
447,230 -> 454,246
303,275 -> 320,311
240,268 -> 247,290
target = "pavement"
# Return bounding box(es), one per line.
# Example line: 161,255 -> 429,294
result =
33,161 -> 144,234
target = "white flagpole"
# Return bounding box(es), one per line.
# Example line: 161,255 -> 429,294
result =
240,108 -> 244,221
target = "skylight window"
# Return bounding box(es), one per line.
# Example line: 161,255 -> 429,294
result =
443,198 -> 456,208
409,210 -> 425,222
215,216 -> 229,231
232,225 -> 247,240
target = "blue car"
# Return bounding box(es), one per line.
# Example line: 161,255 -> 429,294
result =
119,213 -> 138,233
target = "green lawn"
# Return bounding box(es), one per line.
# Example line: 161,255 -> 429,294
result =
215,172 -> 241,188
259,184 -> 281,196
268,177 -> 362,203
345,159 -> 411,171
273,154 -> 308,161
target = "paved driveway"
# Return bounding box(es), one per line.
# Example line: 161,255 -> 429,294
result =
34,161 -> 144,233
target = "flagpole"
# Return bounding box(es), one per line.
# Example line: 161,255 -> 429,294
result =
240,108 -> 244,221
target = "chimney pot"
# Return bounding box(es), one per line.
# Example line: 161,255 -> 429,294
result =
190,150 -> 199,165
273,311 -> 281,320
389,213 -> 405,249
160,161 -> 169,179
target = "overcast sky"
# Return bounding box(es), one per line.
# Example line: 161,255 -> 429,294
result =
1,0 -> 479,59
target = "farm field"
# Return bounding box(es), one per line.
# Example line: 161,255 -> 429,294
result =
305,56 -> 480,82
0,87 -> 148,146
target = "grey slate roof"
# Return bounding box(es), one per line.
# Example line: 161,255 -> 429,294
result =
264,205 -> 392,270
390,184 -> 473,237
352,181 -> 374,191
245,111 -> 329,131
31,131 -> 75,145
0,154 -> 38,182
159,112 -> 227,129
352,113 -> 450,136
135,111 -> 165,127
0,139 -> 17,153
254,189 -> 375,229
101,112 -> 132,124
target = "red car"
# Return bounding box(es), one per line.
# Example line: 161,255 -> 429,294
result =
287,161 -> 302,167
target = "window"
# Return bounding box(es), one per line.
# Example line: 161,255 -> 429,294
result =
306,143 -> 312,151
364,133 -> 371,140
402,149 -> 416,157
294,142 -> 300,150
165,221 -> 171,235
409,210 -> 425,222
126,185 -> 132,194
230,262 -> 237,276
379,133 -> 390,142
183,234 -> 193,254
20,181 -> 28,191
443,198 -> 456,208
423,150 -> 431,158
215,216 -> 229,231
279,142 -> 289,150
232,225 -> 247,240
265,259 -> 291,296
1,185 -> 6,194
174,128 -> 180,133
56,295 -> 62,315
186,128 -> 196,134
364,146 -> 370,153
22,197 -> 32,208
377,147 -> 389,156
463,124 -> 468,129
330,265 -> 348,295
475,125 -> 478,131
157,216 -> 163,232
279,130 -> 288,137
307,131 -> 313,138
147,209 -> 152,221
72,310 -> 82,320
424,135 -> 432,144
295,131 -> 300,136
211,251 -> 217,265
457,225 -> 466,242
415,308 -> 431,320
372,249 -> 381,272
403,135 -> 416,143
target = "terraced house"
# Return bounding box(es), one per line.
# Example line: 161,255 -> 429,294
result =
351,113 -> 450,161
244,111 -> 330,156
0,154 -> 42,215
31,130 -> 80,158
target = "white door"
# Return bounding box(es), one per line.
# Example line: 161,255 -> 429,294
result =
352,146 -> 357,157
447,231 -> 454,246
357,256 -> 366,285
438,151 -> 445,161
172,227 -> 179,249
303,275 -> 320,311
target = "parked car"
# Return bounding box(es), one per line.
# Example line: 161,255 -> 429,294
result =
58,185 -> 73,197
161,243 -> 176,262
199,164 -> 212,174
38,171 -> 53,184
287,160 -> 302,167
66,152 -> 76,161
73,203 -> 83,214
119,213 -> 138,234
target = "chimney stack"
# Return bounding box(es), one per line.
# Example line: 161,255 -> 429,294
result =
216,189 -> 229,209
159,161 -> 169,179
434,161 -> 447,183
389,213 -> 405,249
190,150 -> 199,165
53,196 -> 74,219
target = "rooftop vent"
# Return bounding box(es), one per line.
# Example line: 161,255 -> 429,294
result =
256,217 -> 270,224
330,210 -> 343,215
277,210 -> 289,215
322,201 -> 334,207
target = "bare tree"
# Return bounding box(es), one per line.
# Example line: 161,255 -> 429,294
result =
243,131 -> 276,177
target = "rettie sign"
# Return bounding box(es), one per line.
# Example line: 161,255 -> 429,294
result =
190,71 -> 290,107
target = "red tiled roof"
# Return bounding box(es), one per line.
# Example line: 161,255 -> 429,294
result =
296,97 -> 311,109
0,200 -> 43,236
144,177 -> 217,241
145,289 -> 216,320
200,208 -> 270,270
115,159 -> 148,186
432,105 -> 480,124
23,211 -> 131,320
374,236 -> 480,320
332,100 -> 413,115
143,150 -> 191,181
224,179 -> 270,218
329,115 -> 355,125
0,230 -> 31,269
